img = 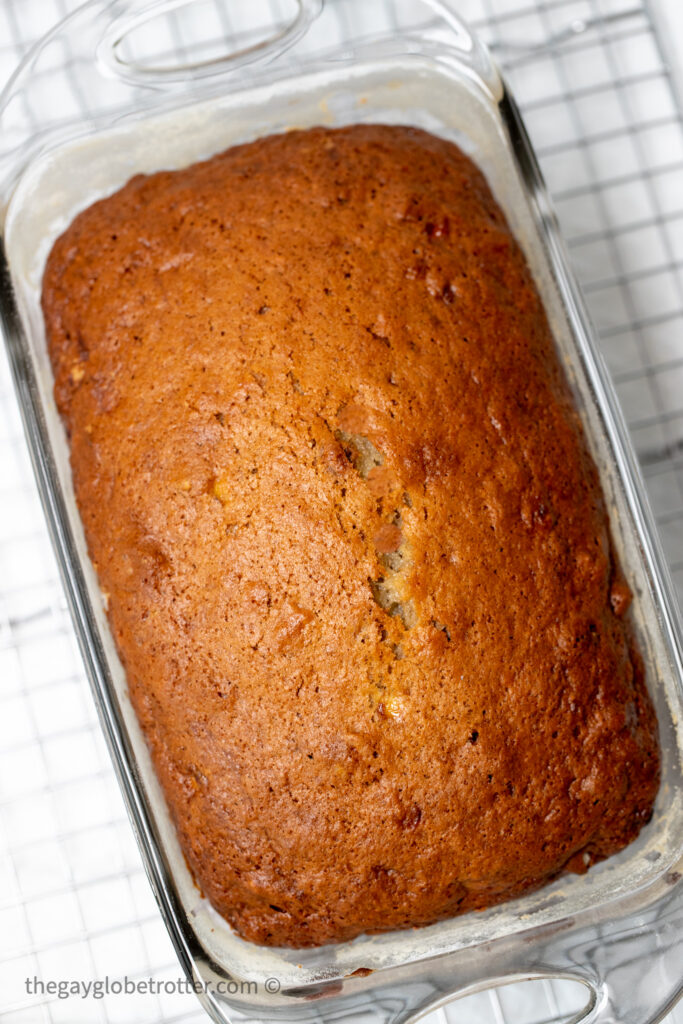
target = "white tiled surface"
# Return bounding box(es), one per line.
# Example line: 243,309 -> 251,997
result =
1,1 -> 683,1023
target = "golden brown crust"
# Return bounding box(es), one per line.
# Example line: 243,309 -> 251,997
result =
42,124 -> 659,947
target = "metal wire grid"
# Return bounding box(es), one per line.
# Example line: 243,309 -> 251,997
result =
1,0 -> 683,1022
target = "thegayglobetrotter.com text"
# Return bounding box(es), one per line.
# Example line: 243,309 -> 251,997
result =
25,975 -> 281,1000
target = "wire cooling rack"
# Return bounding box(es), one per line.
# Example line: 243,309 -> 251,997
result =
1,0 -> 683,1022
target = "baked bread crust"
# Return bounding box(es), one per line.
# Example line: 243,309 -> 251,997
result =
42,124 -> 659,947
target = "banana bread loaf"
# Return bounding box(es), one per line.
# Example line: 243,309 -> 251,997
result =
42,124 -> 660,948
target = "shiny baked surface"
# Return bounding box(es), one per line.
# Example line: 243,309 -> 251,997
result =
42,124 -> 659,947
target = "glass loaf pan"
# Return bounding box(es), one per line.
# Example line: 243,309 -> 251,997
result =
0,1 -> 682,1022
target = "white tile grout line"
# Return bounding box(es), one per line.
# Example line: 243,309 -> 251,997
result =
544,978 -> 561,1019
489,988 -> 508,1024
